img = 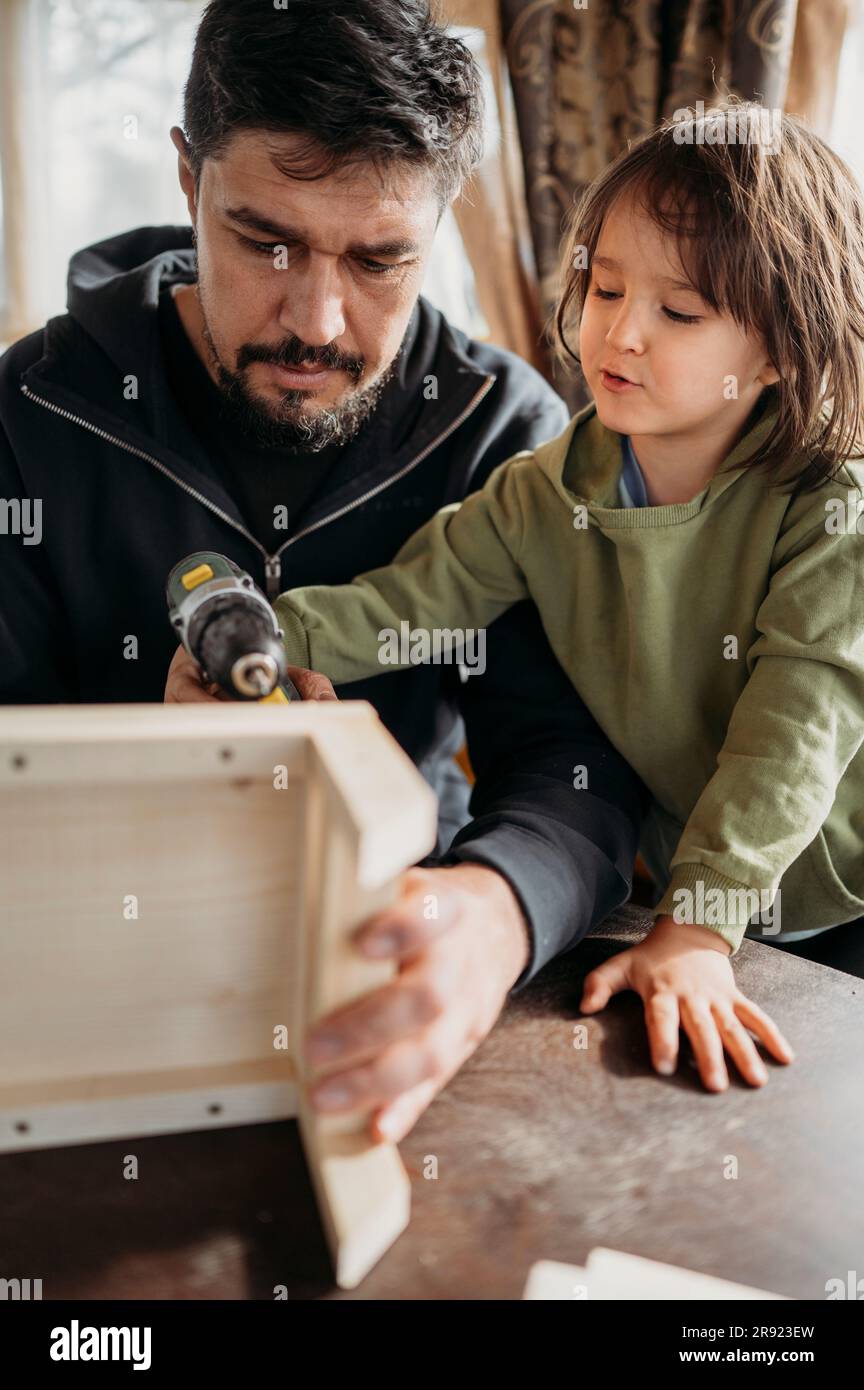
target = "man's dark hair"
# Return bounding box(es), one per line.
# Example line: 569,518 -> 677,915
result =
182,0 -> 484,206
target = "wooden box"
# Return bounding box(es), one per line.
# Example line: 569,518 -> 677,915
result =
0,702 -> 438,1289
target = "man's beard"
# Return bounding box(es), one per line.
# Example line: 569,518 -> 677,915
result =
196,286 -> 395,453
204,319 -> 394,450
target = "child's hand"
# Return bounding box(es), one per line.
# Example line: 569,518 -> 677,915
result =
580,916 -> 795,1091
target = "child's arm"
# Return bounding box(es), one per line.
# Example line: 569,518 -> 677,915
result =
273,455 -> 534,684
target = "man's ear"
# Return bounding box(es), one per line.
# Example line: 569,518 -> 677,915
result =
170,126 -> 197,221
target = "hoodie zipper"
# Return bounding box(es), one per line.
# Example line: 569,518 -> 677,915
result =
20,375 -> 495,600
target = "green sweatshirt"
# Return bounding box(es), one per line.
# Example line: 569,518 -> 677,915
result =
275,401 -> 864,952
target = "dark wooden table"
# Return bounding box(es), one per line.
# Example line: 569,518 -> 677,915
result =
2,906 -> 861,1300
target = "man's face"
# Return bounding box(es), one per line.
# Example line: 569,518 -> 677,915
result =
172,128 -> 441,450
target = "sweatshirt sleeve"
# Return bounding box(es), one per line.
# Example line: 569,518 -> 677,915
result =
274,456 -> 531,683
655,478 -> 864,951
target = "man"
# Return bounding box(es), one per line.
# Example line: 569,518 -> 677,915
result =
0,0 -> 643,1141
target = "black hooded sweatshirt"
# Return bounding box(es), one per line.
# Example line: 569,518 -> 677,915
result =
0,226 -> 644,986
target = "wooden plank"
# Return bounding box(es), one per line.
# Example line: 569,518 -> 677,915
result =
0,702 -> 438,1288
0,1059 -> 297,1152
297,1091 -> 411,1291
292,716 -> 436,1285
0,701 -> 380,743
0,701 -> 367,785
309,712 -> 439,887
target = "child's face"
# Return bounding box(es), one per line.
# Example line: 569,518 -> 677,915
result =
580,194 -> 778,447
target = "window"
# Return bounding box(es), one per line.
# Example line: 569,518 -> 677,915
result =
0,0 -> 204,345
0,0 -> 485,349
829,1 -> 864,189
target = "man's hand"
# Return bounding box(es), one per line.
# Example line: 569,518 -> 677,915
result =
163,642 -> 338,703
164,643 -> 530,1141
580,915 -> 795,1091
305,863 -> 531,1143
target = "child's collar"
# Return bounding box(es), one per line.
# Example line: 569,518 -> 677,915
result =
546,397 -> 783,510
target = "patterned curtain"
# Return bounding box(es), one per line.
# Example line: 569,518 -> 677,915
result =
445,0 -> 854,404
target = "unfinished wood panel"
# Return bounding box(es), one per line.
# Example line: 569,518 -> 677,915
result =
0,776 -> 301,1082
0,702 -> 438,1288
0,1059 -> 298,1152
298,1089 -> 411,1291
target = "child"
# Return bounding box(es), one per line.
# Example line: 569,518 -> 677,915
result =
274,103 -> 864,1091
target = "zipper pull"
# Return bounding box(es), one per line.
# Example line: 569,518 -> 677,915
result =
264,555 -> 282,601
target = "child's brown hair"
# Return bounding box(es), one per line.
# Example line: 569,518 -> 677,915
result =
554,100 -> 864,488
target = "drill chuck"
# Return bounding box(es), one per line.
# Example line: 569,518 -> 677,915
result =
166,552 -> 301,702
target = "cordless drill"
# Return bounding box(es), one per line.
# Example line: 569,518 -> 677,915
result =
166,551 -> 301,703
